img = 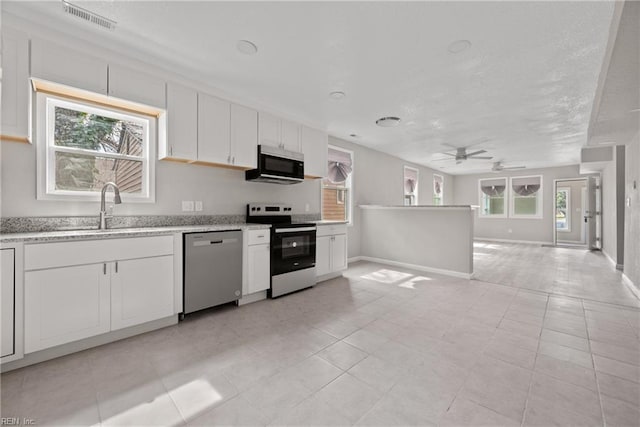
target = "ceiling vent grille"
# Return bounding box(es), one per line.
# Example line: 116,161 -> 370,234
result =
62,1 -> 116,30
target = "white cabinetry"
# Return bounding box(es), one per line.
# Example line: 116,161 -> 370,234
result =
165,83 -> 198,160
258,112 -> 300,151
198,93 -> 231,164
24,236 -> 174,353
316,224 -> 348,281
1,29 -> 30,142
231,104 -> 258,168
243,229 -> 270,296
1,249 -> 15,358
31,38 -> 108,95
107,64 -> 166,108
300,126 -> 328,178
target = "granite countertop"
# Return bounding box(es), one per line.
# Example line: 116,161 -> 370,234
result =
0,223 -> 271,244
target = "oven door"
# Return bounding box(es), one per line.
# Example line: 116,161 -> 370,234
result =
271,227 -> 316,275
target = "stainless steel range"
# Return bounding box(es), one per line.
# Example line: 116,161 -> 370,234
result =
246,203 -> 316,298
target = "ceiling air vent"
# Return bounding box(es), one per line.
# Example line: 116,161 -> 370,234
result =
62,1 -> 116,31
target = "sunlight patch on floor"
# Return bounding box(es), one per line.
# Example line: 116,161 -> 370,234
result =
361,269 -> 413,284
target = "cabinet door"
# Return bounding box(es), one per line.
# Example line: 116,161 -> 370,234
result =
230,104 -> 258,168
198,93 -> 231,164
301,126 -> 328,178
1,249 -> 15,357
247,244 -> 270,294
331,234 -> 348,272
166,83 -> 198,160
316,236 -> 332,277
111,256 -> 174,331
24,264 -> 110,353
108,64 -> 166,108
258,112 -> 281,148
1,29 -> 30,141
31,39 -> 107,94
281,120 -> 300,152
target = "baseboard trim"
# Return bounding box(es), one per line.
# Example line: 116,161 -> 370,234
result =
475,238 -> 554,245
622,273 -> 640,300
348,256 -> 363,263
238,290 -> 267,306
358,256 -> 473,280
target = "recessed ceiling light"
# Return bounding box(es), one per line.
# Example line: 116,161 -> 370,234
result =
236,40 -> 258,55
375,116 -> 401,127
329,91 -> 346,99
448,39 -> 472,54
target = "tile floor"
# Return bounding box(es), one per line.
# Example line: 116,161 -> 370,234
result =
1,254 -> 639,426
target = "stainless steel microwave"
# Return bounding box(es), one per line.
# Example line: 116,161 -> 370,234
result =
245,145 -> 305,184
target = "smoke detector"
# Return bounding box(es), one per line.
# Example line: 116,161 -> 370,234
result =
375,116 -> 401,127
62,1 -> 116,30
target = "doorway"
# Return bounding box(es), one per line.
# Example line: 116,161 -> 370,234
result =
554,178 -> 588,247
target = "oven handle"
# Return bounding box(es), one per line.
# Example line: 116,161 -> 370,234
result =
274,227 -> 317,233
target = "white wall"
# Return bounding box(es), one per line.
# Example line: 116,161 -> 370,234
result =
556,179 -> 586,244
453,165 -> 587,243
327,136 -> 454,259
624,135 -> 639,289
601,145 -> 627,267
0,140 -> 321,217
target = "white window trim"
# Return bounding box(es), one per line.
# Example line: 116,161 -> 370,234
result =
322,144 -> 354,225
36,92 -> 156,203
403,165 -> 419,206
478,177 -> 508,218
509,175 -> 543,219
556,187 -> 571,232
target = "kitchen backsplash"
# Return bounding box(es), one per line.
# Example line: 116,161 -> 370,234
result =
1,213 -> 321,234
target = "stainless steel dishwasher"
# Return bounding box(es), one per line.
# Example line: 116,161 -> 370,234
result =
183,230 -> 242,315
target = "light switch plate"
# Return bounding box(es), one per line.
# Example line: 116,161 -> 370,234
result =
195,201 -> 203,212
182,201 -> 194,212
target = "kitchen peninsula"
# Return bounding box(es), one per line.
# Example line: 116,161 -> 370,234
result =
359,205 -> 474,278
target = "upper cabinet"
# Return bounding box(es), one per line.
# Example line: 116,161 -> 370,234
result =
1,29 -> 30,142
197,93 -> 231,164
31,39 -> 108,95
230,104 -> 258,169
301,126 -> 328,178
108,64 -> 166,108
258,112 -> 300,152
165,82 -> 198,160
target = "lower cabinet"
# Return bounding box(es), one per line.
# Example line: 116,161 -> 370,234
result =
1,249 -> 16,358
25,263 -> 111,353
316,224 -> 348,279
24,236 -> 174,354
110,256 -> 173,331
243,229 -> 271,296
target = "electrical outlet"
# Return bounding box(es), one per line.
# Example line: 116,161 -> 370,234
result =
195,201 -> 203,212
182,201 -> 194,212
305,203 -> 310,212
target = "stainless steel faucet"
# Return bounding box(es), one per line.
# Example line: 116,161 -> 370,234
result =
99,182 -> 122,230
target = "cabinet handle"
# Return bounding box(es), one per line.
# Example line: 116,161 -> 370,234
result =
115,261 -> 118,273
232,156 -> 235,164
170,146 -> 173,156
227,155 -> 230,163
103,263 -> 107,275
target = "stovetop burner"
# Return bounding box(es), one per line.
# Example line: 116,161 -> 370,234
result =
246,203 -> 315,228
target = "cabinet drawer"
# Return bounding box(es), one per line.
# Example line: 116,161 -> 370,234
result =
25,235 -> 174,270
316,224 -> 347,237
246,229 -> 270,245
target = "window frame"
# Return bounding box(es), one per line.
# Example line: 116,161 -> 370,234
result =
478,177 -> 508,218
433,173 -> 444,206
321,145 -> 354,225
509,175 -> 543,219
556,187 -> 571,232
403,165 -> 419,206
36,91 -> 157,203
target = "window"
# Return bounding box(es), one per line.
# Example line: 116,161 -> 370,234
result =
403,166 -> 418,205
36,92 -> 156,201
556,187 -> 571,231
433,174 -> 444,205
479,177 -> 507,217
322,146 -> 353,223
510,175 -> 543,218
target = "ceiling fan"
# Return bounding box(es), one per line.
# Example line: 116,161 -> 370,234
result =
491,161 -> 526,172
439,147 -> 493,164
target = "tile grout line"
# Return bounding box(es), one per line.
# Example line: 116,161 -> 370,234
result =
583,297 -> 608,427
520,292 -> 549,427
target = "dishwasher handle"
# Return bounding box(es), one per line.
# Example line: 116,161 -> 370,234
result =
192,238 -> 239,247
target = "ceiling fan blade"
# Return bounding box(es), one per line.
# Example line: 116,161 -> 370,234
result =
503,166 -> 526,169
441,152 -> 457,157
456,160 -> 463,165
432,158 -> 454,162
469,156 -> 493,160
466,149 -> 487,157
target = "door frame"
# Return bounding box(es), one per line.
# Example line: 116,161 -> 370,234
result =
553,178 -> 588,247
